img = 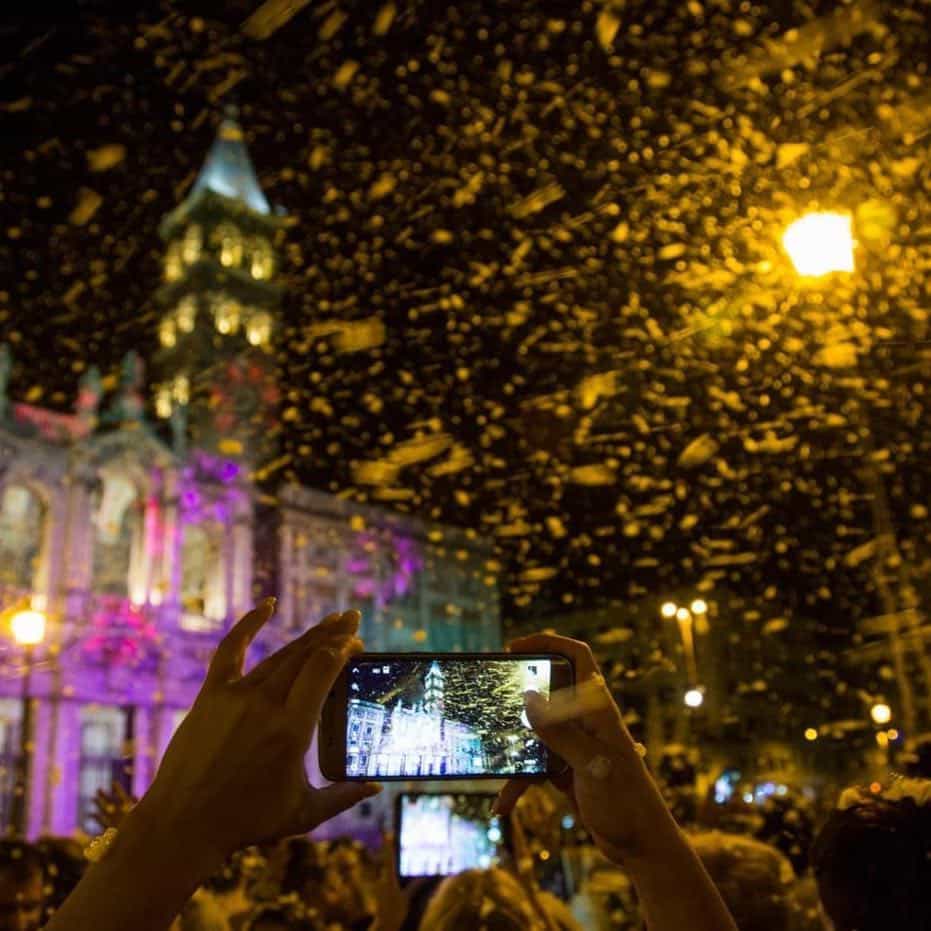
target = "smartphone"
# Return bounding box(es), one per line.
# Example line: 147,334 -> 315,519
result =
395,792 -> 508,879
319,652 -> 573,780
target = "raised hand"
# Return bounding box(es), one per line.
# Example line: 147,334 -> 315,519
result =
92,782 -> 136,831
142,598 -> 382,861
494,632 -> 656,862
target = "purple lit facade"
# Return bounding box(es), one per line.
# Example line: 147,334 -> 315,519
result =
0,116 -> 500,840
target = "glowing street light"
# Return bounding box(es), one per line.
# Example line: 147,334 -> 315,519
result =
804,727 -> 819,742
675,606 -> 691,623
684,688 -> 704,709
782,212 -> 855,277
870,702 -> 892,726
660,601 -> 678,619
10,609 -> 46,647
690,599 -> 708,615
8,607 -> 46,837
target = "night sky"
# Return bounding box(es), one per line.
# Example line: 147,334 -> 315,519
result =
4,0 -> 931,663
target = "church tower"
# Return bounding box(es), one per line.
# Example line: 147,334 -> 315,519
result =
152,111 -> 284,461
424,661 -> 445,715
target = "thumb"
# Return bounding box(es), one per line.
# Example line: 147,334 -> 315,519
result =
525,691 -> 604,771
305,782 -> 382,828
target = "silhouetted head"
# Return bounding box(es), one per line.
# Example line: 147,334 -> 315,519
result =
812,779 -> 931,931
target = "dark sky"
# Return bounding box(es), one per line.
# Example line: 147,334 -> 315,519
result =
4,0 -> 931,659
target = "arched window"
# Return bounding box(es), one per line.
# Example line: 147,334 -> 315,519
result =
0,484 -> 45,592
182,225 -> 202,264
179,523 -> 224,631
92,475 -> 141,598
215,223 -> 242,268
250,240 -> 274,280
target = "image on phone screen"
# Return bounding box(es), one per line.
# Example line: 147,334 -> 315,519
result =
397,793 -> 505,878
345,656 -> 557,778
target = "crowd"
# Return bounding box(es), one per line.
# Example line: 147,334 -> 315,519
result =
0,601 -> 926,931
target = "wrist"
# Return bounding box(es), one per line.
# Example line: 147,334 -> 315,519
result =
119,788 -> 227,882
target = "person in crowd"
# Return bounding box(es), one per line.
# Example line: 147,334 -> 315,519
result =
178,849 -> 258,931
0,841 -> 44,931
418,868 -> 550,931
44,601 -> 737,931
689,831 -> 794,931
754,792 -> 815,877
243,901 -> 324,931
811,777 -> 931,931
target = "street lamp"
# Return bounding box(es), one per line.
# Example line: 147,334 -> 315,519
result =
660,601 -> 677,619
782,212 -> 855,277
804,727 -> 819,742
870,702 -> 892,726
9,608 -> 46,838
684,688 -> 704,709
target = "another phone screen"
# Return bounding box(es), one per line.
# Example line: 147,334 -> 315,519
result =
398,793 -> 505,878
345,655 -> 561,778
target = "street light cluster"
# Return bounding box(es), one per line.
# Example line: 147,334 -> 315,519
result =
660,599 -> 707,619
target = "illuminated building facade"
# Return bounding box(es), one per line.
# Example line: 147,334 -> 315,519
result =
0,115 -> 500,838
346,662 -> 485,777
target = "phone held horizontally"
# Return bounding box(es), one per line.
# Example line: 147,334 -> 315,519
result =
319,652 -> 573,781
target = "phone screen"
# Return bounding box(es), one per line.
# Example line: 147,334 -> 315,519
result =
345,655 -> 561,778
397,793 -> 505,878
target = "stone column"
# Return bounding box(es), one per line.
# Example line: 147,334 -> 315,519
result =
131,705 -> 155,799
26,697 -> 52,840
49,700 -> 80,837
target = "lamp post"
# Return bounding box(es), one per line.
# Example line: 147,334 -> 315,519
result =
9,609 -> 46,838
782,211 -> 929,736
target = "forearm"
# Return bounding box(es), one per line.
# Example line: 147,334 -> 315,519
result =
623,813 -> 737,931
45,797 -> 222,931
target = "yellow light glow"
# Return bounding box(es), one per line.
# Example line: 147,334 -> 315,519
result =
887,728 -> 899,740
158,319 -> 176,349
246,312 -> 272,347
690,599 -> 708,615
660,601 -> 677,619
870,702 -> 892,725
155,386 -> 173,419
804,727 -> 818,742
676,606 -> 691,623
11,609 -> 46,647
782,212 -> 855,277
876,731 -> 889,749
684,688 -> 704,708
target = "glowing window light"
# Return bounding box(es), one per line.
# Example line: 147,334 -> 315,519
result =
11,609 -> 46,646
182,225 -> 202,263
246,311 -> 272,346
250,242 -> 274,280
660,601 -> 677,619
782,212 -> 855,277
158,318 -> 176,349
214,298 -> 241,335
155,386 -> 173,419
172,375 -> 190,405
177,297 -> 196,333
164,245 -> 183,281
219,225 -> 243,267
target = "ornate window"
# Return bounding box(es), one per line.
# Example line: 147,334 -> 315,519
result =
216,223 -> 242,268
77,706 -> 127,832
250,240 -> 274,280
213,296 -> 241,335
91,474 -> 141,598
0,484 -> 45,593
0,699 -> 22,832
182,225 -> 202,264
164,243 -> 182,281
158,318 -> 176,349
179,524 -> 225,632
176,297 -> 196,334
245,311 -> 272,347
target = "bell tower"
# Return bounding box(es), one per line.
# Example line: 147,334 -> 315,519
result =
153,110 -> 284,461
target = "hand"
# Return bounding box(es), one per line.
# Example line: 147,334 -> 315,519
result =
92,782 -> 136,831
134,599 -> 381,868
495,633 -> 666,864
370,833 -> 422,931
